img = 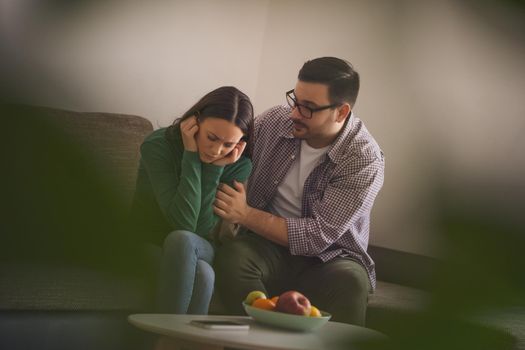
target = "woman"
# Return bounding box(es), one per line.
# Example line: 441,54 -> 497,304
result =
131,86 -> 253,314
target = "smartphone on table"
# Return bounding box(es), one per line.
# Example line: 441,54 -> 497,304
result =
190,320 -> 249,330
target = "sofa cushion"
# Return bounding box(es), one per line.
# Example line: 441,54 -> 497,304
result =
0,263 -> 153,311
366,280 -> 429,333
368,280 -> 430,313
471,307 -> 525,350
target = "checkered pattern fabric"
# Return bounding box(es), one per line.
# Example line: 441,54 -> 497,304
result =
247,105 -> 384,289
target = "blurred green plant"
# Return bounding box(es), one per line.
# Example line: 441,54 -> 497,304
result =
0,105 -> 146,276
356,177 -> 524,350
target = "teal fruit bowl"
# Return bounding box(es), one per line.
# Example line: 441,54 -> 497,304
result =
242,302 -> 331,332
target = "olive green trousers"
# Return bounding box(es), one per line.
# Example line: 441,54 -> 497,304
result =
214,232 -> 371,326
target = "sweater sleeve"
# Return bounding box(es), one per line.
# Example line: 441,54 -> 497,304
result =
195,162 -> 224,236
219,156 -> 253,187
196,156 -> 253,236
140,139 -> 203,233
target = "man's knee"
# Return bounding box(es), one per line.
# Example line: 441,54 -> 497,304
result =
338,265 -> 369,297
300,259 -> 369,325
327,262 -> 370,308
215,236 -> 259,279
324,261 -> 370,325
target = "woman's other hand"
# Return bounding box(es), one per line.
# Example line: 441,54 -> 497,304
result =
180,116 -> 199,152
211,141 -> 246,167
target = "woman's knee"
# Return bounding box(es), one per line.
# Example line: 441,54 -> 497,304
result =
164,230 -> 198,248
196,260 -> 215,289
163,230 -> 214,259
163,230 -> 195,250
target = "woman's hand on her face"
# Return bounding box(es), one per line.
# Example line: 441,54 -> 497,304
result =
211,141 -> 246,167
180,116 -> 199,152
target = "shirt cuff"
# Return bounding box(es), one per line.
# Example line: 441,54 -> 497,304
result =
286,218 -> 310,256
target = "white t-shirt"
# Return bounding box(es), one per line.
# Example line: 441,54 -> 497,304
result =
269,140 -> 330,218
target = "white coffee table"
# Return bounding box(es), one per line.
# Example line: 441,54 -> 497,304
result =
128,314 -> 386,350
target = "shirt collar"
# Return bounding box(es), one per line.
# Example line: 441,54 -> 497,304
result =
327,112 -> 355,164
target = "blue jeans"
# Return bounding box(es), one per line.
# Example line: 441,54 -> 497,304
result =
156,230 -> 215,314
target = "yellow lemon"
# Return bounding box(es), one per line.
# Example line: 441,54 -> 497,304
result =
310,306 -> 322,317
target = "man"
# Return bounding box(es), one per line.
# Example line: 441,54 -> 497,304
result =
213,57 -> 384,325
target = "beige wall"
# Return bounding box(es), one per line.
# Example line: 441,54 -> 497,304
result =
2,0 -> 523,256
255,0 -> 525,255
0,0 -> 269,127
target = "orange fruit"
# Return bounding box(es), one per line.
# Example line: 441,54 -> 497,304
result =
310,306 -> 322,317
252,298 -> 276,310
270,296 -> 279,304
244,290 -> 267,305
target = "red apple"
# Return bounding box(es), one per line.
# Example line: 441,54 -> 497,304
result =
275,290 -> 312,316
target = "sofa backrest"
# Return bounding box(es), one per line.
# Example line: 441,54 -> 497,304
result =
19,105 -> 154,207
2,104 -> 156,265
368,244 -> 439,290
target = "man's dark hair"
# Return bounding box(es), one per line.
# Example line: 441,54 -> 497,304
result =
298,57 -> 360,107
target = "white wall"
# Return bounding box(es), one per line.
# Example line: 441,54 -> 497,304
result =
2,0 -> 523,256
254,0 -> 430,253
255,0 -> 525,256
0,0 -> 269,127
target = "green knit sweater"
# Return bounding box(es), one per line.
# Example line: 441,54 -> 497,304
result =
131,125 -> 252,244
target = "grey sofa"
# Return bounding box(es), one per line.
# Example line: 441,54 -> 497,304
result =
1,105 -> 156,350
1,105 -> 522,350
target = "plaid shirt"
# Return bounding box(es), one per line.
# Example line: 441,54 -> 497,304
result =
247,105 -> 385,289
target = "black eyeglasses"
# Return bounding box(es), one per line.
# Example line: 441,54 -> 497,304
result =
285,89 -> 341,119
